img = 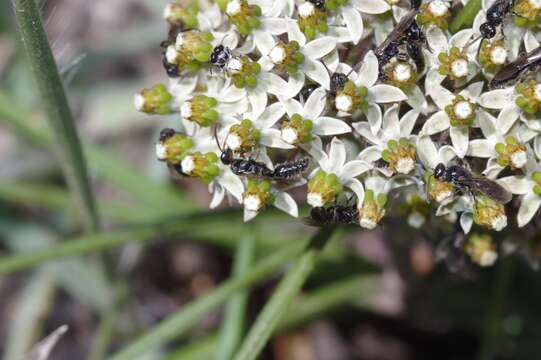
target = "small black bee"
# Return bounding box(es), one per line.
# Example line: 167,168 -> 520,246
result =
375,10 -> 427,78
304,205 -> 359,227
160,25 -> 183,78
330,72 -> 349,94
480,0 -> 513,40
210,45 -> 233,68
299,84 -> 320,103
490,46 -> 541,88
215,127 -> 309,180
308,0 -> 326,11
159,128 -> 176,142
434,163 -> 512,204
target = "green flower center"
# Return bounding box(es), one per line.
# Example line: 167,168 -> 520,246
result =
478,39 -> 507,73
226,119 -> 261,152
473,196 -> 507,231
465,233 -> 498,266
334,81 -> 368,113
531,172 -> 541,196
359,189 -> 387,229
156,130 -> 193,163
381,138 -> 416,174
438,46 -> 469,80
494,135 -> 528,169
513,0 -> 541,27
243,179 -> 274,212
165,30 -> 214,73
384,60 -> 418,91
163,2 -> 199,29
515,80 -> 541,115
445,95 -> 478,127
298,2 -> 328,40
417,0 -> 451,29
307,170 -> 342,207
224,0 -> 262,36
181,151 -> 220,183
135,84 -> 172,115
280,113 -> 313,145
228,56 -> 261,88
181,95 -> 219,127
269,41 -> 305,74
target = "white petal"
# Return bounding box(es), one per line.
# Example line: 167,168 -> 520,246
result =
479,89 -> 514,109
257,103 -> 286,129
253,30 -> 276,56
352,121 -> 381,145
426,26 -> 448,54
303,37 -> 337,59
497,104 -> 521,134
262,17 -> 287,34
328,137 -> 347,171
248,88 -> 268,118
417,135 -> 439,169
425,69 -> 445,94
260,129 -> 296,149
286,18 -> 306,46
535,135 -> 541,159
304,87 -> 327,119
258,56 -> 274,71
209,184 -> 225,209
273,191 -> 299,217
279,97 -> 304,117
302,58 -> 331,89
356,50 -> 378,88
525,30 -> 540,53
244,208 -> 259,222
483,161 -> 504,178
342,6 -> 364,45
313,117 -> 351,135
340,160 -> 371,179
368,84 -> 408,103
327,26 -> 353,43
284,73 -> 305,98
220,171 -> 244,202
518,193 -> 541,227
344,178 -> 365,203
450,29 -> 475,48
430,84 -> 455,110
358,145 -> 382,163
450,126 -> 469,158
260,72 -> 288,96
439,145 -> 458,164
467,139 -> 494,157
351,0 -> 390,14
421,111 -> 450,135
406,85 -> 427,111
382,104 -> 401,140
365,103 -> 382,135
464,81 -> 484,99
400,109 -> 419,137
498,176 -> 533,195
460,212 -> 473,234
477,111 -> 497,138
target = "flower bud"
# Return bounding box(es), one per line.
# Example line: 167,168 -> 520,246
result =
473,196 -> 507,231
358,189 -> 386,229
307,170 -> 343,207
243,179 -> 274,213
156,128 -> 194,163
134,84 -> 172,114
465,233 -> 498,266
280,113 -> 313,145
181,95 -> 219,127
381,138 -> 416,174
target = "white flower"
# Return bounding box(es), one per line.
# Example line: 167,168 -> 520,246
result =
308,137 -> 371,205
331,51 -> 407,134
422,81 -> 485,158
354,104 -> 420,176
260,26 -> 337,89
499,160 -> 541,227
279,87 -> 351,148
209,167 -> 245,209
334,0 -> 390,44
468,111 -> 534,177
243,185 -> 299,221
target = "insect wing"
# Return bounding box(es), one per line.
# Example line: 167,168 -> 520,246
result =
375,10 -> 417,55
462,177 -> 512,204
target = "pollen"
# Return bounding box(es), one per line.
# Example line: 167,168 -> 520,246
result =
393,63 -> 412,82
446,95 -> 477,126
381,138 -> 416,174
270,46 -> 286,64
226,0 -> 242,15
226,133 -> 242,150
281,127 -> 299,144
466,233 -> 498,266
134,93 -> 145,112
528,0 -> 541,10
181,155 -> 196,174
227,58 -> 243,73
298,2 -> 316,17
510,150 -> 528,168
244,194 -> 262,211
181,101 -> 193,118
473,195 -> 508,231
395,157 -> 415,174
490,46 -> 507,65
428,0 -> 449,16
534,84 -> 541,102
307,192 -> 324,207
155,143 -> 168,160
307,170 -> 343,207
453,101 -> 473,119
335,94 -> 353,112
450,59 -> 469,78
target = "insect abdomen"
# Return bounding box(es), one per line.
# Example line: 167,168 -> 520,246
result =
273,158 -> 309,179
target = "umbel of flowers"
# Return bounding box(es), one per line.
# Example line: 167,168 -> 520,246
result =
135,0 -> 541,268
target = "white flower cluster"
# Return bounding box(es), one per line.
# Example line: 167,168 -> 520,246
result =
136,0 -> 541,263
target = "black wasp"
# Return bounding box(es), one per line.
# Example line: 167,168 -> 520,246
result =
158,128 -> 187,176
210,45 -> 233,68
215,128 -> 310,180
304,205 -> 359,227
478,0 -> 513,41
490,46 -> 541,88
160,25 -> 183,78
308,0 -> 325,10
375,5 -> 426,78
433,163 -> 512,204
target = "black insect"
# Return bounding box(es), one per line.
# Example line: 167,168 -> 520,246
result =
210,45 -> 233,68
304,205 -> 359,227
479,0 -> 513,40
159,128 -> 176,142
375,9 -> 426,78
490,46 -> 541,88
160,25 -> 183,78
308,0 -> 326,10
215,128 -> 309,180
433,163 -> 512,204
330,72 -> 349,94
299,84 -> 320,103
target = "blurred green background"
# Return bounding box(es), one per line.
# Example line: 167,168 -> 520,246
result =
1,1 -> 541,359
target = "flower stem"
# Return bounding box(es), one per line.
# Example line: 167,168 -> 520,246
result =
233,226 -> 336,360
11,0 -> 100,231
215,224 -> 256,360
450,0 -> 482,34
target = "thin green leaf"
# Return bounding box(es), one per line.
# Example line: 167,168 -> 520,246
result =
3,271 -> 56,360
233,227 -> 336,360
22,325 -> 68,360
215,225 -> 256,360
109,240 -> 309,360
11,0 -> 99,231
450,0 -> 482,33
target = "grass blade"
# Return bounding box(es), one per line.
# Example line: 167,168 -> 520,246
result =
215,225 -> 256,360
233,227 -> 335,360
450,0 -> 482,33
11,0 -> 100,231
109,240 -> 309,360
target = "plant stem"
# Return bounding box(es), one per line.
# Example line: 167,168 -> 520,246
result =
11,0 -> 100,231
477,258 -> 515,360
109,239 -> 309,360
215,225 -> 256,360
450,0 -> 482,33
233,227 -> 335,360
